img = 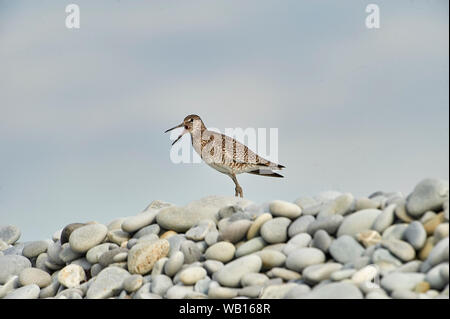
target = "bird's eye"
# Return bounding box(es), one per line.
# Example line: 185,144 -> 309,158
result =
184,125 -> 188,129
190,118 -> 194,122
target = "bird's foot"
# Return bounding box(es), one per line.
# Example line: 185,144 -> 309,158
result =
235,186 -> 243,198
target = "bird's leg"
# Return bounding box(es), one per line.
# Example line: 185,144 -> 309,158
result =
230,174 -> 243,198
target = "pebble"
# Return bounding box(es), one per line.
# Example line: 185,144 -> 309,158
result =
58,264 -> 86,288
0,275 -> 19,298
59,243 -> 83,263
86,243 -> 118,264
127,239 -> 169,275
406,178 -> 449,217
285,248 -> 325,272
267,267 -> 301,281
203,260 -> 224,275
297,282 -> 363,299
356,230 -> 381,248
19,268 -> 51,288
69,224 -> 108,253
329,235 -> 364,264
123,274 -> 143,293
86,267 -> 130,299
381,239 -> 416,262
307,215 -> 343,236
179,267 -> 207,285
247,213 -> 272,240
380,272 -> 425,293
208,285 -> 238,298
107,230 -> 130,246
122,209 -> 159,233
351,265 -> 378,284
256,250 -> 286,269
287,233 -> 312,248
241,273 -> 269,287
0,225 -> 21,245
288,215 -> 315,237
133,224 -> 160,239
0,255 -> 31,284
372,204 -> 396,233
302,263 -> 343,283
164,251 -> 184,277
269,200 -> 302,219
425,263 -> 449,290
330,269 -> 356,281
186,220 -> 215,241
259,283 -> 299,299
3,284 -> 40,299
60,223 -> 86,244
403,221 -> 427,250
337,209 -> 382,237
312,230 -> 332,253
434,223 -> 449,243
219,219 -> 252,244
372,248 -> 402,266
355,197 -> 379,210
283,284 -> 311,298
318,193 -> 354,218
151,274 -> 173,296
22,240 -> 49,259
260,217 -> 291,244
382,223 -> 409,241
180,240 -> 202,264
239,285 -> 263,298
235,237 -> 266,258
214,255 -> 262,287
151,257 -> 168,278
425,237 -> 449,266
423,212 -> 445,235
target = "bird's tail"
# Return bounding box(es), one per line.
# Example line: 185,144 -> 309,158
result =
247,169 -> 284,178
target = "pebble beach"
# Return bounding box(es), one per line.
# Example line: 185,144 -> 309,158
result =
1,178 -> 449,299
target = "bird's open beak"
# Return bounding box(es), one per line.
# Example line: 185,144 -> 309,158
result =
164,123 -> 187,146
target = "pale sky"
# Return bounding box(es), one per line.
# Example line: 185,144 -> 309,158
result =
0,0 -> 448,241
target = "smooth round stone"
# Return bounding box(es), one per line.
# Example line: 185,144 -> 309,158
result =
307,215 -> 343,236
164,251 -> 184,277
0,275 -> 19,298
396,260 -> 423,273
403,221 -> 427,250
60,223 -> 86,244
58,264 -> 86,288
166,235 -> 185,257
235,237 -> 266,258
19,268 -> 51,288
395,202 -> 414,223
205,242 -> 236,263
86,243 -> 118,264
241,273 -> 269,287
366,291 -> 391,299
419,237 -> 434,261
381,272 -> 426,293
214,255 -> 262,287
0,255 -> 31,284
351,265 -> 378,284
123,274 -> 143,293
208,285 -> 238,298
372,248 -> 402,266
425,263 -> 449,290
267,267 -> 301,281
434,223 -> 449,243
165,285 -> 195,299
0,225 -> 21,245
205,230 -> 219,246
194,277 -> 212,294
355,197 -> 379,210
69,224 -> 108,253
220,220 -> 252,244
287,233 -> 312,248
260,217 -> 291,244
151,257 -> 168,278
107,217 -> 126,231
256,250 -> 286,269
107,230 -> 130,245
312,230 -> 332,253
22,240 -> 49,259
3,284 -> 40,299
59,243 -> 83,263
424,212 -> 445,235
406,178 -> 449,217
128,239 -> 170,275
329,235 -> 364,264
239,285 -> 263,298
180,240 -> 202,264
330,269 -> 357,281
288,215 -> 315,237
298,282 -> 363,299
284,284 -> 311,298
186,220 -> 216,241
337,209 -> 382,238
382,223 -> 409,241
391,289 -> 419,299
133,224 -> 160,239
285,248 -> 325,272
259,283 -> 299,299
151,274 -> 173,296
269,200 -> 302,219
318,193 -> 354,218
122,209 -> 159,233
98,248 -> 128,267
372,204 -> 396,233
381,239 -> 416,262
356,230 -> 381,248
203,260 -> 224,275
179,267 -> 207,285
303,263 -> 343,283
86,267 -> 130,299
247,213 -> 272,239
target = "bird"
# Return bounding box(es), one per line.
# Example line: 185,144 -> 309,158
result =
164,114 -> 285,198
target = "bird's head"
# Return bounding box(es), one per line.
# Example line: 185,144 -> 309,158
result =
164,114 -> 205,145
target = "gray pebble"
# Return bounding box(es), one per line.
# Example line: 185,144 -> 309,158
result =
0,254 -> 31,284
403,221 -> 427,250
288,215 -> 315,237
151,274 -> 173,296
312,230 -> 332,253
372,204 -> 396,233
0,225 -> 21,245
3,284 -> 40,299
123,274 -> 143,293
260,217 -> 291,244
22,240 -> 50,259
235,237 -> 266,258
337,209 -> 382,237
285,248 -> 325,272
297,282 -> 363,299
164,251 -> 185,277
307,215 -> 343,236
329,235 -> 364,264
406,178 -> 449,217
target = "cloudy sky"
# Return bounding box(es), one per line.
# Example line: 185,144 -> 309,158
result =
0,0 -> 448,241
